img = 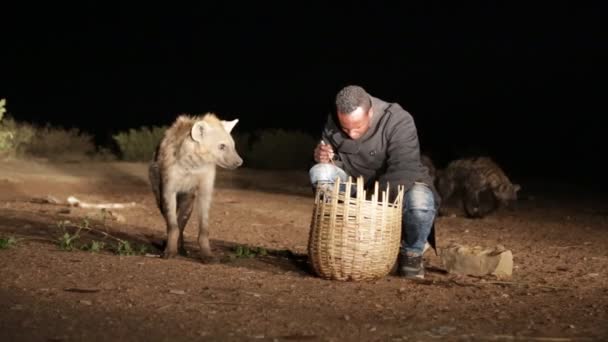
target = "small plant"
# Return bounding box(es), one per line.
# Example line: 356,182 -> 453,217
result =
115,240 -> 134,255
0,236 -> 18,249
231,245 -> 268,259
114,240 -> 149,256
81,240 -> 106,253
57,220 -> 84,251
55,219 -> 150,256
59,231 -> 80,251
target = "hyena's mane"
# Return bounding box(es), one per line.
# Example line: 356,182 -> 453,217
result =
157,112 -> 220,167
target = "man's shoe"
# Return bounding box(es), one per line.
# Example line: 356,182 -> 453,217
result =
398,252 -> 425,279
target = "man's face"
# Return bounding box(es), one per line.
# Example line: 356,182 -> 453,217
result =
337,106 -> 373,140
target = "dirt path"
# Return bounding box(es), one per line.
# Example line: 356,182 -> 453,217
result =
0,159 -> 607,341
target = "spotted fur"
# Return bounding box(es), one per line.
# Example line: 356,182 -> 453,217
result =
148,113 -> 242,262
437,157 -> 520,218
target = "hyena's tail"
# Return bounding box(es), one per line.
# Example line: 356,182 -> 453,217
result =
148,162 -> 162,211
148,144 -> 163,211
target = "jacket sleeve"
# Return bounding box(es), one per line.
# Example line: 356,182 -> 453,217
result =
320,115 -> 334,143
377,110 -> 426,196
320,115 -> 344,169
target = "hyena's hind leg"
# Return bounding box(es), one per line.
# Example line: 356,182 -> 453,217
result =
148,162 -> 167,247
149,163 -> 192,256
148,162 -> 173,253
176,192 -> 195,256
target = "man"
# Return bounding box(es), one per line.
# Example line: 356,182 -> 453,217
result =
310,85 -> 440,279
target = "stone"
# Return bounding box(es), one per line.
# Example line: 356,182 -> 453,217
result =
440,243 -> 513,278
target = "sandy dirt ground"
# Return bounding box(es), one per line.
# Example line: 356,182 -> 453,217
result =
0,159 -> 606,341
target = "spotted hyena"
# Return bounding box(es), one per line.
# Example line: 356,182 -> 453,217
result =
148,113 -> 243,262
437,156 -> 520,218
420,154 -> 437,182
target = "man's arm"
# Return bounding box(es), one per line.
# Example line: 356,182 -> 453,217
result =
377,110 -> 426,196
317,115 -> 344,168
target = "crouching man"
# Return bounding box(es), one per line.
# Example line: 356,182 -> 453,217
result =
310,85 -> 440,279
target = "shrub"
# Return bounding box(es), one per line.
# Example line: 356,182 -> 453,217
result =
246,129 -> 316,170
0,106 -> 36,158
0,98 -> 6,121
0,99 -> 102,161
112,125 -> 167,161
25,124 -> 96,161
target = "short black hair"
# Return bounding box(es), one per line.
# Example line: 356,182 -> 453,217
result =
335,85 -> 371,114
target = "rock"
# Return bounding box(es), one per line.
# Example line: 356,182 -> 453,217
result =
440,243 -> 513,278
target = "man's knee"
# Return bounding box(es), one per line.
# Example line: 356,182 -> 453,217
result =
405,182 -> 436,212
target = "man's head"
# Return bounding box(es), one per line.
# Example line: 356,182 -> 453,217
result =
335,85 -> 373,140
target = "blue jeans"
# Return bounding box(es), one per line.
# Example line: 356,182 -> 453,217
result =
309,163 -> 436,255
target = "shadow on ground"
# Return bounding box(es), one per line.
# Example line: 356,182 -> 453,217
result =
0,207 -> 313,277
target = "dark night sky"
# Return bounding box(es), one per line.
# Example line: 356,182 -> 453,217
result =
1,2 -> 607,187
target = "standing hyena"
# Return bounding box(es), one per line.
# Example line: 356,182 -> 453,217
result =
148,113 -> 243,262
437,156 -> 520,218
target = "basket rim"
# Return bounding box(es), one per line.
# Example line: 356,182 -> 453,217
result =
314,176 -> 405,207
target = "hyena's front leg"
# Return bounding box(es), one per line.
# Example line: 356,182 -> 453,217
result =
176,192 -> 195,256
161,187 -> 180,259
196,171 -> 217,263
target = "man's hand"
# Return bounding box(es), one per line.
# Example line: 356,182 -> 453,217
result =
314,140 -> 335,163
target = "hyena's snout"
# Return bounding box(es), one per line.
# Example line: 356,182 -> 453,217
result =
232,154 -> 243,169
222,151 -> 243,169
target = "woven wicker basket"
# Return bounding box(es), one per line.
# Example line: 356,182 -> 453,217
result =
308,176 -> 405,281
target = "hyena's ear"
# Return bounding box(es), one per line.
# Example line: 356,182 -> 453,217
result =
191,120 -> 210,143
221,119 -> 239,134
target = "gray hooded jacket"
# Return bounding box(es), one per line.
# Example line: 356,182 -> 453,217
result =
321,96 -> 440,206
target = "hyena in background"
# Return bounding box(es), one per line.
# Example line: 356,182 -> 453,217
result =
420,154 -> 437,182
437,156 -> 520,218
148,113 -> 243,262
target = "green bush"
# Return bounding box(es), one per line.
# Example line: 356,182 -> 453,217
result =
0,98 -> 6,121
0,117 -> 36,158
1,98 -> 96,160
112,125 -> 167,161
26,124 -> 95,161
0,99 -> 15,154
246,129 -> 316,170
